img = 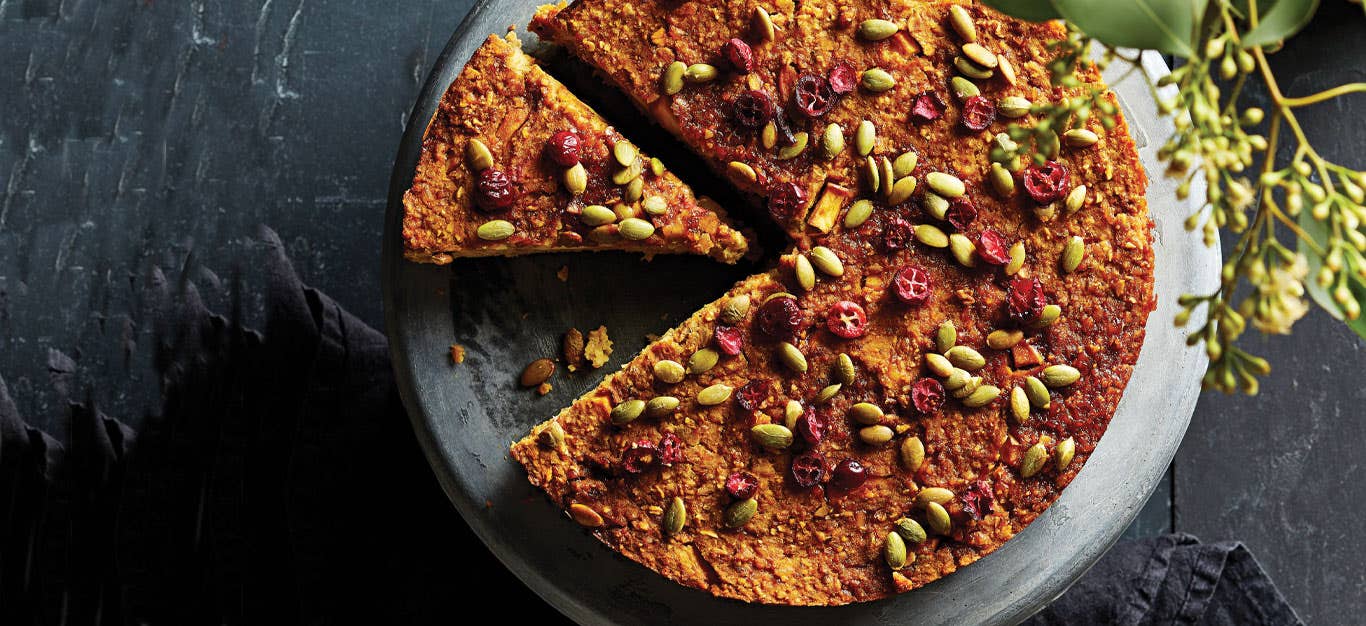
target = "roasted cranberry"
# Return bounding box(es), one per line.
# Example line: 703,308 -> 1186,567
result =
1022,160 -> 1071,204
1006,277 -> 1048,323
793,73 -> 836,118
726,470 -> 760,500
911,378 -> 945,414
790,450 -> 828,488
659,433 -> 685,466
827,61 -> 858,94
771,112 -> 799,146
891,265 -> 932,306
829,459 -> 868,493
545,131 -> 581,167
882,217 -> 915,251
734,90 -> 775,129
977,229 -> 1010,265
826,301 -> 868,339
961,479 -> 995,521
910,91 -> 945,123
945,197 -> 978,231
756,296 -> 803,339
768,180 -> 807,220
715,325 -> 744,356
960,95 -> 997,131
621,440 -> 659,474
722,38 -> 754,73
796,406 -> 825,445
475,168 -> 517,212
735,379 -> 771,412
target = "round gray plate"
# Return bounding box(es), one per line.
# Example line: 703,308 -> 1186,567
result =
382,4 -> 1219,623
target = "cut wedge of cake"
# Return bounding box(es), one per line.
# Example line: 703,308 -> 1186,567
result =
402,33 -> 752,264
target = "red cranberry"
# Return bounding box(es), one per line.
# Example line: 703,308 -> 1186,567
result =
725,471 -> 760,500
977,229 -> 1010,265
960,95 -> 997,131
475,168 -> 517,212
891,265 -> 932,306
796,406 -> 825,445
734,90 -> 775,129
911,378 -> 945,414
828,62 -> 858,94
829,458 -> 868,493
793,73 -> 836,118
756,296 -> 803,339
621,440 -> 659,474
715,325 -> 744,356
734,379 -> 770,412
658,433 -> 685,466
882,217 -> 915,251
722,38 -> 754,73
1022,160 -> 1071,204
826,301 -> 868,339
910,91 -> 945,123
545,131 -> 581,167
790,450 -> 828,488
768,181 -> 807,220
771,112 -> 799,146
945,197 -> 978,231
961,479 -> 995,521
1007,277 -> 1048,323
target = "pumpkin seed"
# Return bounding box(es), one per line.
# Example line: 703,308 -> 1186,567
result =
684,63 -> 718,83
987,329 -> 1024,350
728,160 -> 758,183
761,121 -> 778,149
859,424 -> 894,445
613,202 -> 639,221
949,233 -> 978,267
720,295 -> 751,325
653,359 -> 686,384
1064,128 -> 1099,148
950,76 -> 980,101
926,172 -> 966,199
962,384 -> 1001,408
610,399 -> 646,425
724,498 -> 757,528
948,5 -> 976,42
612,159 -> 643,185
989,162 -> 1015,196
821,123 -> 845,159
619,217 -> 656,241
662,61 -> 687,95
858,18 -> 900,41
1021,442 -> 1047,478
999,96 -> 1032,118
613,140 -> 638,168
916,223 -> 950,248
944,368 -> 970,391
785,255 -> 813,292
924,192 -> 951,220
776,132 -> 809,160
844,199 -> 874,228
777,342 -> 808,373
646,396 -> 681,418
569,503 -> 604,527
888,175 -> 917,205
588,224 -> 619,243
784,400 -> 804,430
1035,304 -> 1062,327
900,436 -> 926,471
861,68 -> 896,92
1041,364 -> 1081,387
537,421 -> 566,450
1056,437 -> 1077,471
916,487 -> 955,507
753,6 -> 776,42
961,43 -> 998,68
643,195 -> 668,216
624,176 -> 644,203
477,220 -> 515,241
466,138 -> 494,171
1061,236 -> 1085,273
925,352 -> 955,377
925,501 -> 952,534
879,157 -> 896,200
815,383 -> 842,404
998,54 -> 1018,85
663,496 -> 686,535
688,348 -> 719,374
955,56 -> 994,79
893,151 -> 919,178
952,376 -> 982,399
809,246 -> 844,277
751,423 -> 794,449
1065,184 -> 1088,214
697,383 -> 733,406
849,402 -> 884,425
520,358 -> 556,387
834,353 -> 856,385
1024,376 -> 1052,409
935,321 -> 957,353
563,162 -> 588,195
855,120 -> 876,156
863,156 -> 881,194
1005,241 -> 1026,276
884,531 -> 908,570
895,517 -> 928,544
764,292 -> 798,304
1010,386 -> 1031,422
650,157 -> 665,177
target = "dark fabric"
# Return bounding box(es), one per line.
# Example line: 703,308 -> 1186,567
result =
0,227 -> 1298,625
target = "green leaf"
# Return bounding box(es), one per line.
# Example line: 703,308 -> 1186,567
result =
1241,0 -> 1319,48
1298,208 -> 1366,339
1050,0 -> 1209,57
981,0 -> 1063,22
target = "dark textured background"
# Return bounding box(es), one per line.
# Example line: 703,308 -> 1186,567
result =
0,0 -> 1361,623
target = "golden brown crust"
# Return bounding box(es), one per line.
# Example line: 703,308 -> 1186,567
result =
402,33 -> 752,264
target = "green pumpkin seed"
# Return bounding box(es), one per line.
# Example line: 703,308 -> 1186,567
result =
1035,304 -> 1062,327
925,501 -> 952,534
761,121 -> 778,150
466,138 -> 494,171
944,368 -> 970,391
537,421 -> 566,451
1010,386 -> 1031,422
862,155 -> 881,194
1024,376 -> 1052,409
844,199 -> 874,228
653,360 -> 686,384
751,423 -> 794,450
925,352 -> 954,377
900,436 -> 925,472
916,487 -> 955,507
784,400 -> 804,430
858,18 -> 900,41
569,503 -> 605,527
926,172 -> 966,199
650,157 -> 665,177
624,176 -> 644,203
849,402 -> 884,425
777,132 -> 809,160
646,396 -> 681,418
684,63 -> 718,83
580,205 -> 616,227
1061,236 -> 1085,273
859,425 -> 894,446
724,497 -> 758,528
777,342 -> 808,373
1041,364 -> 1081,388
753,6 -> 776,42
935,321 -> 957,353
563,162 -> 588,195
893,151 -> 919,178
809,246 -> 843,277
948,5 -> 976,42
662,61 -> 687,95
476,220 -> 515,241
962,384 -> 1001,408
697,383 -> 733,406
948,233 -> 978,268
924,192 -> 951,220
688,348 -> 719,374
1056,437 -> 1077,471
997,53 -> 1018,85
612,159 -> 643,185
884,531 -> 908,570
619,217 -> 656,241
794,254 -> 816,291
895,517 -> 928,544
720,295 -> 751,325
962,43 -> 997,68
861,68 -> 896,93
1005,241 -> 1026,276
643,195 -> 669,216
879,157 -> 896,200
764,292 -> 798,304
613,140 -> 638,167
888,175 -> 917,205
663,496 -> 686,535
1064,128 -> 1099,148
952,376 -> 982,399
990,162 -> 1015,196
821,123 -> 845,159
987,329 -> 1024,350
728,160 -> 758,183
916,223 -> 950,248
815,383 -> 842,404
955,56 -> 994,79
588,224 -> 619,243
834,353 -> 856,385
1065,184 -> 1087,214
950,76 -> 980,101
855,120 -> 876,156
1021,442 -> 1047,478
999,96 -> 1032,118
611,399 -> 646,425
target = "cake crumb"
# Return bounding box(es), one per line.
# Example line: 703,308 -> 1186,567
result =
557,265 -> 570,281
449,344 -> 466,364
537,382 -> 553,396
585,325 -> 613,368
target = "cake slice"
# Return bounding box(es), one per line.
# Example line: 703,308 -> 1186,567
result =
401,33 -> 752,264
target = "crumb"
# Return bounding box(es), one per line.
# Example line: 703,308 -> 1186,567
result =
563,328 -> 586,372
645,333 -> 661,342
537,382 -> 553,396
585,325 -> 613,369
449,344 -> 466,364
557,265 -> 569,281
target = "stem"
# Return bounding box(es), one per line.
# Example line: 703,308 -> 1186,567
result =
1283,83 -> 1366,107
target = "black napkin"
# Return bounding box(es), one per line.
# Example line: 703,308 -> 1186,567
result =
0,227 -> 1299,625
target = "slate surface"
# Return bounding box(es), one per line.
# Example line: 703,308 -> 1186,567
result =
0,0 -> 1361,623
